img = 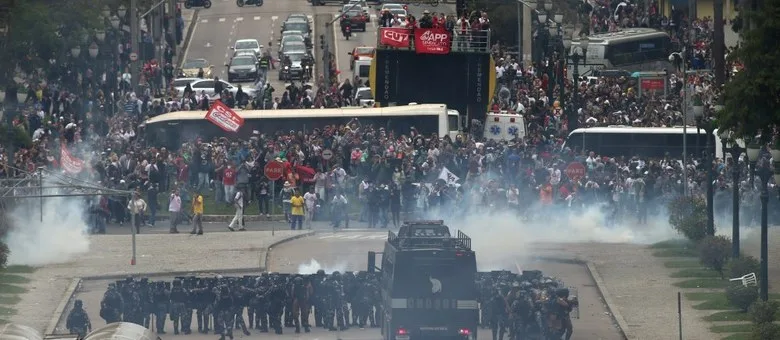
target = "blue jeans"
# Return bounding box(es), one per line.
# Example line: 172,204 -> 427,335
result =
290,215 -> 303,230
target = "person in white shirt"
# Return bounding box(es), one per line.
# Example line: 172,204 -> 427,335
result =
127,192 -> 147,234
331,191 -> 349,228
168,189 -> 182,234
303,187 -> 319,229
228,191 -> 245,231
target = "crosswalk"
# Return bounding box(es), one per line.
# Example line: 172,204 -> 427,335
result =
316,232 -> 388,241
200,15 -> 315,24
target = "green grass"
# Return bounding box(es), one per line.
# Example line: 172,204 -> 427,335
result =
664,259 -> 702,268
0,284 -> 27,295
0,307 -> 16,316
653,247 -> 698,257
1,266 -> 35,274
651,239 -> 694,249
711,323 -> 753,333
721,332 -> 751,340
692,294 -> 734,310
686,292 -> 780,301
673,278 -> 730,289
670,267 -> 721,278
704,310 -> 752,322
0,295 -> 21,305
0,274 -> 30,285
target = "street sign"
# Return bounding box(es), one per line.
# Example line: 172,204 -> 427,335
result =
322,149 -> 333,160
264,161 -> 284,181
565,162 -> 586,181
129,52 -> 138,62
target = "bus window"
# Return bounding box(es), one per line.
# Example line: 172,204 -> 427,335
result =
606,36 -> 671,66
448,114 -> 459,133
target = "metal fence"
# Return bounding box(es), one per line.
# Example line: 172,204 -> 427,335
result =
376,28 -> 492,54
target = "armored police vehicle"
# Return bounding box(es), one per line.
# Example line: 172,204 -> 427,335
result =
368,220 -> 478,340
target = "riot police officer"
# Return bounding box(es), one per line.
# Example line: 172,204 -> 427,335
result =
169,279 -> 191,334
100,283 -> 123,324
268,275 -> 287,334
215,285 -> 234,340
152,282 -> 170,334
66,300 -> 92,337
291,276 -> 312,333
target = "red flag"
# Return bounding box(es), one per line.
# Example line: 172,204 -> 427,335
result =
379,27 -> 412,48
60,144 -> 84,174
205,100 -> 244,132
414,27 -> 451,54
295,165 -> 317,184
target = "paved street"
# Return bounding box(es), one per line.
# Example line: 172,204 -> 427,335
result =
9,230 -> 308,333
184,0 -> 320,93
331,3 -> 454,83
266,232 -> 624,340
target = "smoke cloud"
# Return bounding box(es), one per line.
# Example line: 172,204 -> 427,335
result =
298,259 -> 349,274
5,178 -> 91,266
421,202 -> 680,271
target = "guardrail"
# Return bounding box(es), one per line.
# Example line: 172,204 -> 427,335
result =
376,27 -> 492,54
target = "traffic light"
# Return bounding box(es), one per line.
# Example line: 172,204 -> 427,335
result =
319,34 -> 326,50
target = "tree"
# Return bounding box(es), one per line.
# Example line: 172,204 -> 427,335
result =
717,0 -> 780,137
1,0 -> 115,85
668,195 -> 710,242
727,255 -> 761,281
749,301 -> 780,340
727,284 -> 759,312
698,235 -> 732,277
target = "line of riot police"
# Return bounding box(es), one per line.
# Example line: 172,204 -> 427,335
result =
477,270 -> 579,340
99,270 -> 382,340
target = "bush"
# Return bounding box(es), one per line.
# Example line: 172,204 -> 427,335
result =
750,300 -> 780,324
727,284 -> 759,312
668,196 -> 710,242
727,256 -> 761,280
750,322 -> 780,340
699,235 -> 732,277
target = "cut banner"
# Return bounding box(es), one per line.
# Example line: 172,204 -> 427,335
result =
438,167 -> 460,185
205,100 -> 244,132
60,144 -> 84,174
379,27 -> 412,48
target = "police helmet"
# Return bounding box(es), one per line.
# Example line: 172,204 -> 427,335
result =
74,299 -> 83,308
556,288 -> 570,298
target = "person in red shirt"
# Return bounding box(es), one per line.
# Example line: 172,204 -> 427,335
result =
177,158 -> 189,184
223,161 -> 237,204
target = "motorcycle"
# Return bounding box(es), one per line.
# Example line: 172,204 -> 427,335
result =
184,0 -> 212,9
236,0 -> 263,7
343,25 -> 352,40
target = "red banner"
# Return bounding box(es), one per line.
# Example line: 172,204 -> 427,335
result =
640,78 -> 665,90
60,144 -> 84,174
379,27 -> 411,48
414,28 -> 451,54
205,100 -> 244,133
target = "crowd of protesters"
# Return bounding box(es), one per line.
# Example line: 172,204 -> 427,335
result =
1,4 -> 778,235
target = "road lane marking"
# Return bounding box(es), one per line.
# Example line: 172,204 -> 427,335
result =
219,18 -> 226,22
271,16 -> 278,21
235,17 -> 244,22
254,16 -> 261,21
201,19 -> 208,23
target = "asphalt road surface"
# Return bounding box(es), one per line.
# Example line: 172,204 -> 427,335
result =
184,0 -> 319,93
332,3 -> 455,84
267,232 -> 625,340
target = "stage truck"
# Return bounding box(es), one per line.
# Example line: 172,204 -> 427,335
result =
367,220 -> 478,340
143,103 -> 460,149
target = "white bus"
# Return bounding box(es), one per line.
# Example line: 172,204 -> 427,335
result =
563,126 -> 724,158
144,104 -> 460,148
570,28 -> 673,75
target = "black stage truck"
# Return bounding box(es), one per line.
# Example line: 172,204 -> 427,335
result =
367,220 -> 478,340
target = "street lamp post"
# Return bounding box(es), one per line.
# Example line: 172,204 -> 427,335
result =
696,116 -> 716,236
562,36 -> 588,133
753,153 -> 771,302
721,130 -> 745,258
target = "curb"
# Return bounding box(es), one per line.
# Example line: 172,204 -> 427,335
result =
261,231 -> 316,270
586,261 -> 632,340
176,9 -> 199,67
45,278 -> 82,335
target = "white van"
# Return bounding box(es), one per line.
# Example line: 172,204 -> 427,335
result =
483,112 -> 527,141
353,57 -> 372,85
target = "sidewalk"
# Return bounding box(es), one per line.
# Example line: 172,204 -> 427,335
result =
7,230 -> 309,333
530,243 -> 716,340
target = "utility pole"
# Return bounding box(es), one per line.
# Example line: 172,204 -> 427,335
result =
713,0 -> 726,86
130,0 -> 139,92
169,0 -> 178,59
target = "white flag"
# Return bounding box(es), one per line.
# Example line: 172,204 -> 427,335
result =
438,167 -> 460,185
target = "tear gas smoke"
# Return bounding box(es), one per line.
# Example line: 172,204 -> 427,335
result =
421,202 -> 680,271
298,259 -> 349,274
5,179 -> 91,266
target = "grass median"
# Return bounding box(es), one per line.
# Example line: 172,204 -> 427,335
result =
0,265 -> 35,324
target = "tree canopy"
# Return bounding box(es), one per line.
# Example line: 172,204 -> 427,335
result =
717,0 -> 780,138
